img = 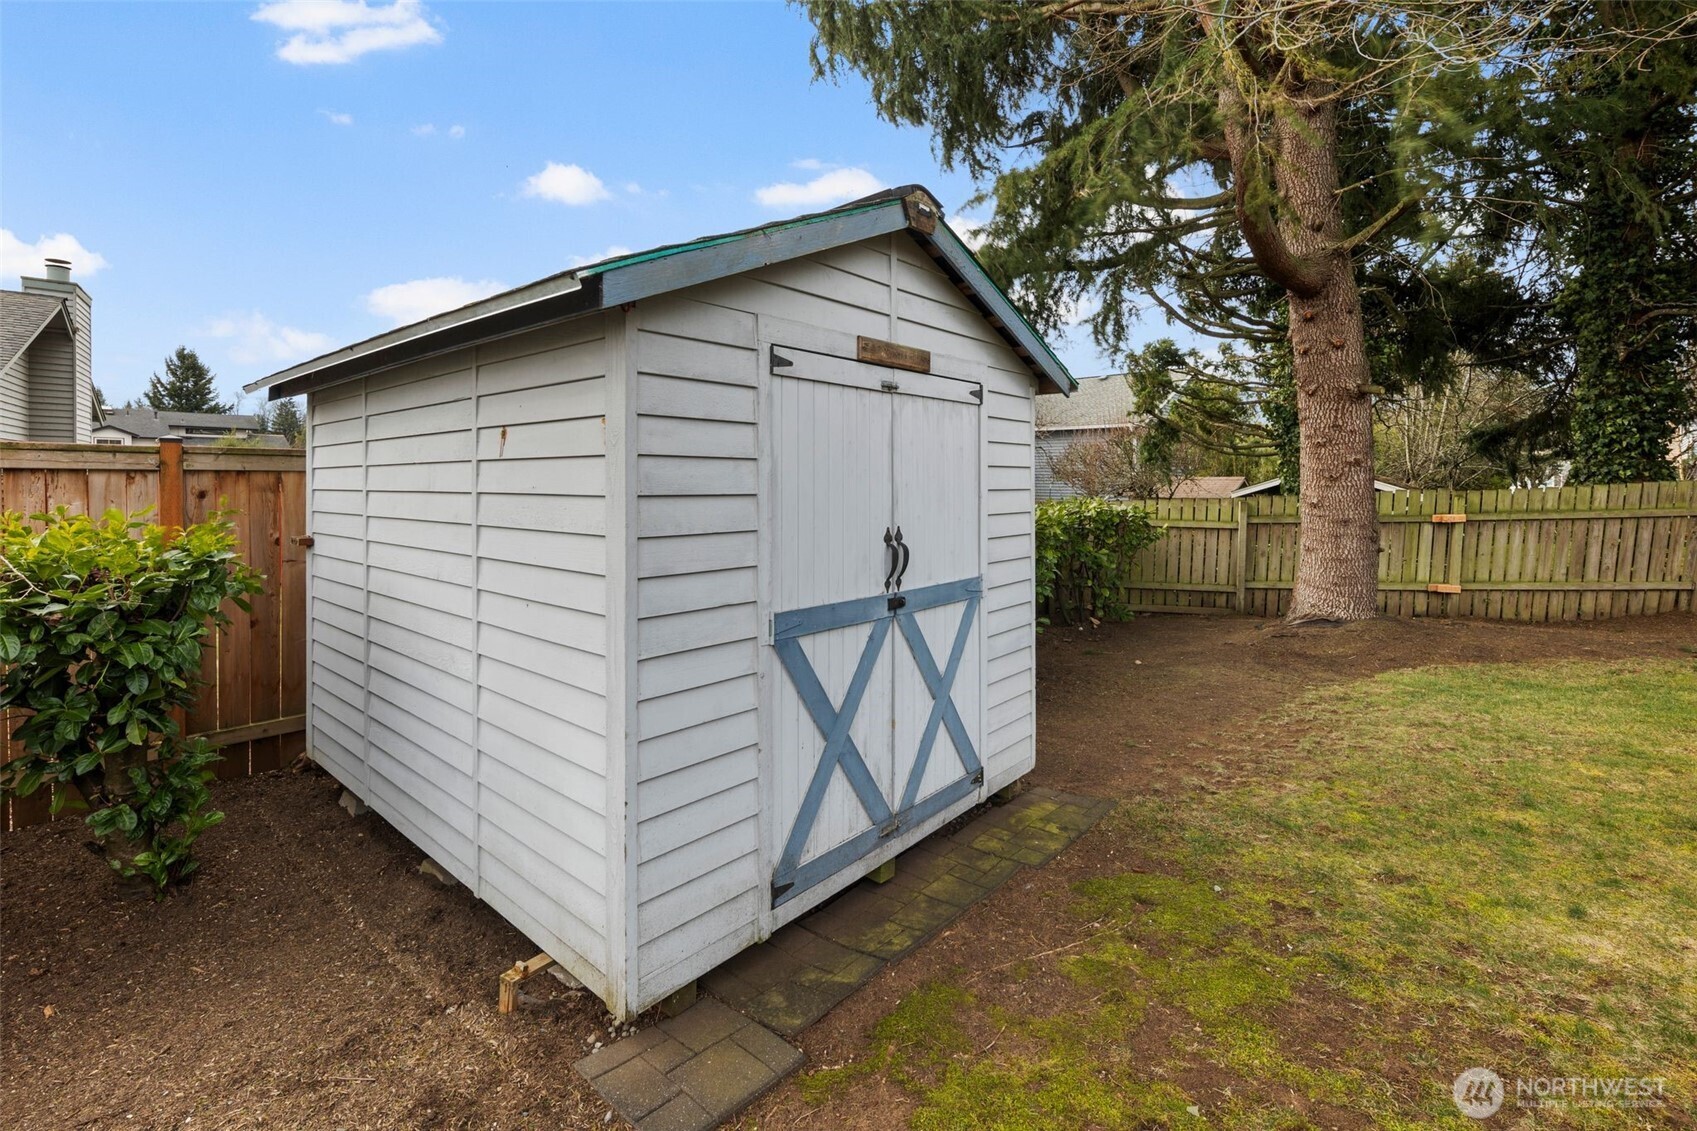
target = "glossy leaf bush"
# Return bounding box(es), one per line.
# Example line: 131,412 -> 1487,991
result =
1035,498 -> 1163,627
0,507 -> 263,892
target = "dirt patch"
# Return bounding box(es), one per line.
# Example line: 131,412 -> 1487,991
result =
1,769 -> 618,1131
2,613 -> 1692,1131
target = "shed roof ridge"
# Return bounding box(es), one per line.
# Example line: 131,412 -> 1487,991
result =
245,185 -> 1075,399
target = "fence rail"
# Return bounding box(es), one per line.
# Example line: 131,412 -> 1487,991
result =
2,440 -> 307,830
1069,481 -> 1697,621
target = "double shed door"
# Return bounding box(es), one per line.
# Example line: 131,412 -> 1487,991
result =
765,343 -> 985,907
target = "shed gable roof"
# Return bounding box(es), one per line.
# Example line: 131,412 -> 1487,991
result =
245,186 -> 1076,400
1,290 -> 69,368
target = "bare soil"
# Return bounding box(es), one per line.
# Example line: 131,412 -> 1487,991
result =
3,613 -> 1692,1130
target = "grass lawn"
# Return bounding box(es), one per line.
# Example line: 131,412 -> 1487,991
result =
798,658 -> 1697,1129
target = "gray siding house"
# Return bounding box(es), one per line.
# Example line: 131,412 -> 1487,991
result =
1034,375 -> 1136,500
247,187 -> 1075,1018
1,259 -> 93,443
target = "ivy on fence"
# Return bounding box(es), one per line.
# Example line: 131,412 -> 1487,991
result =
1035,498 -> 1164,626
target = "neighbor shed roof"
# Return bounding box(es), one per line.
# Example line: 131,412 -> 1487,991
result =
245,186 -> 1077,400
1169,476 -> 1248,498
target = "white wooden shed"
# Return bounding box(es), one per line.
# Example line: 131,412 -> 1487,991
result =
246,187 -> 1075,1018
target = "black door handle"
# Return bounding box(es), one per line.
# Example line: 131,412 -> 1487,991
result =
883,527 -> 898,592
893,527 -> 910,591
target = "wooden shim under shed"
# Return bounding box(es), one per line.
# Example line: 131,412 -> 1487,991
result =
498,953 -> 557,1014
1432,513 -> 1467,524
1427,583 -> 1463,594
857,336 -> 931,374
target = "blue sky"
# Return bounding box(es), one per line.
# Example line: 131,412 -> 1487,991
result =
1,0 -> 1122,411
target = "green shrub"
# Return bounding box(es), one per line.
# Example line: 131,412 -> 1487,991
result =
0,507 -> 263,892
1035,498 -> 1164,626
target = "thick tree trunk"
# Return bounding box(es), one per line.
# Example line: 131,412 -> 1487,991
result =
1284,272 -> 1380,622
1269,86 -> 1380,623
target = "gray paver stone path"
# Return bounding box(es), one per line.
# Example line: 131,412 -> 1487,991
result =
574,786 -> 1114,1130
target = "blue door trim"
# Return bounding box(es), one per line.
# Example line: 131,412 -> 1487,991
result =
772,575 -> 983,907
774,576 -> 982,641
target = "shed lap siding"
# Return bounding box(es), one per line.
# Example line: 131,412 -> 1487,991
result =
628,295 -> 765,1002
306,320 -> 615,985
627,234 -> 1039,1003
473,320 -> 612,977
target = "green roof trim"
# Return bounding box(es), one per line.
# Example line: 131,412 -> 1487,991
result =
928,221 -> 1074,389
576,199 -> 897,277
247,184 -> 1076,398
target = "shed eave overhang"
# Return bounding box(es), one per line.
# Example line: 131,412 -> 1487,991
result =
246,189 -> 1076,400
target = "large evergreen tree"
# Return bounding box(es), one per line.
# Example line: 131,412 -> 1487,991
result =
267,398 -> 305,447
1538,2 -> 1697,483
803,0 -> 1696,620
804,1 -> 1510,622
145,347 -> 232,415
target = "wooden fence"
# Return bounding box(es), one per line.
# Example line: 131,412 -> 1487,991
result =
1,440 -> 307,830
1083,481 -> 1697,621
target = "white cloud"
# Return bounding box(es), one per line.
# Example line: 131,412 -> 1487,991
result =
0,230 -> 109,284
252,0 -> 441,66
950,213 -> 990,252
320,109 -> 354,126
791,158 -> 826,171
568,246 -> 634,268
754,167 -> 882,209
448,124 -> 465,139
205,312 -> 334,365
521,162 -> 612,206
364,276 -> 505,326
411,122 -> 436,137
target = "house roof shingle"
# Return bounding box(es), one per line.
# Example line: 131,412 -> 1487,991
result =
1,290 -> 68,368
1035,375 -> 1135,431
100,409 -> 265,438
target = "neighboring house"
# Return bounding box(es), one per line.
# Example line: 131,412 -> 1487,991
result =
1234,476 -> 1404,497
1,259 -> 94,443
1034,374 -> 1137,499
1169,475 -> 1248,498
93,408 -> 289,447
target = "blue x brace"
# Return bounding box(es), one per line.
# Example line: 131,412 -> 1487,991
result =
770,576 -> 983,905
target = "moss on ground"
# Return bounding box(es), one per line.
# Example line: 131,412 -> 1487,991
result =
797,658 -> 1697,1128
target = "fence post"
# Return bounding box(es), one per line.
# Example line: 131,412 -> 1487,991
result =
1233,499 -> 1249,612
157,437 -> 184,531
